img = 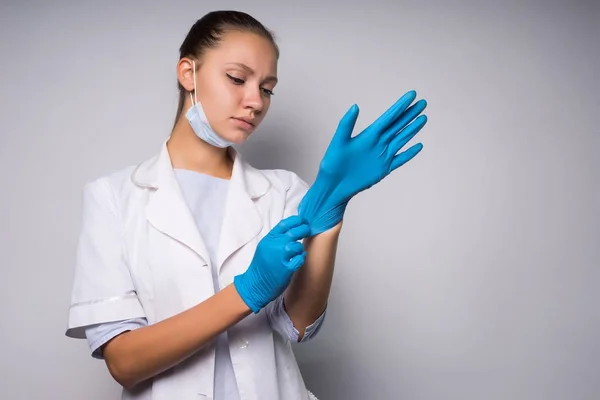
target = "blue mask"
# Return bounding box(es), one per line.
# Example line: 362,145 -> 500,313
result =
185,61 -> 236,148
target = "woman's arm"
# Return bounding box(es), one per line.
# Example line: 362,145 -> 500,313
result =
103,284 -> 250,390
283,220 -> 343,340
284,93 -> 427,338
102,215 -> 310,390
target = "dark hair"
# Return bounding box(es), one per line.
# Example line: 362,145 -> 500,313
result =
173,10 -> 279,127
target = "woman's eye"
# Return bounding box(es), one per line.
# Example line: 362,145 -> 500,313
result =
227,73 -> 274,96
226,74 -> 245,84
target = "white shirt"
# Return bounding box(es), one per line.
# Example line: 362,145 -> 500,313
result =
65,141 -> 324,400
176,169 -> 238,400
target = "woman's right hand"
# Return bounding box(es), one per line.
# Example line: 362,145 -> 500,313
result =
234,215 -> 311,313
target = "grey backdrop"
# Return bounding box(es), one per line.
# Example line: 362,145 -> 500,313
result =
1,0 -> 598,399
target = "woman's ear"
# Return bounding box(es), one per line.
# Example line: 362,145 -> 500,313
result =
177,57 -> 196,92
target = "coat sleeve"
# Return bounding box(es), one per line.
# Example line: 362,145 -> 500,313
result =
65,178 -> 146,339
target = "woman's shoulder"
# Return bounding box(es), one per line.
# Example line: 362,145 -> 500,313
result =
256,167 -> 310,193
82,164 -> 138,193
79,164 -> 141,215
250,166 -> 310,212
235,148 -> 309,193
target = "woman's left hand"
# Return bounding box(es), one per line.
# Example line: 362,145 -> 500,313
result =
298,90 -> 428,235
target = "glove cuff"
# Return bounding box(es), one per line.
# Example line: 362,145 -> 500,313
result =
233,274 -> 262,314
298,173 -> 349,236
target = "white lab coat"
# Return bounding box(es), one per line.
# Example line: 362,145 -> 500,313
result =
65,140 -> 319,400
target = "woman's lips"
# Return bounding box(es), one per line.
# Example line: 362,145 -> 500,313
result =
231,117 -> 255,130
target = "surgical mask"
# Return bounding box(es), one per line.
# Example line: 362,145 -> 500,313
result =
185,61 -> 235,148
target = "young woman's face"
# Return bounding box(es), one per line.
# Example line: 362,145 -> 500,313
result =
193,30 -> 278,144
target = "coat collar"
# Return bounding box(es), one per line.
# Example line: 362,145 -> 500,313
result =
131,139 -> 271,198
130,139 -> 270,269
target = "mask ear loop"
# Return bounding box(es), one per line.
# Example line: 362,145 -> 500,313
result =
189,60 -> 198,106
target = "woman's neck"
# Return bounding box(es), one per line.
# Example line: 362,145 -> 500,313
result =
167,118 -> 234,180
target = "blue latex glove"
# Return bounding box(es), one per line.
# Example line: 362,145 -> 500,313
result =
298,90 -> 428,235
234,215 -> 310,313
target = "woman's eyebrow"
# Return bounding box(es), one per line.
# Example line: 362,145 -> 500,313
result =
226,62 -> 278,84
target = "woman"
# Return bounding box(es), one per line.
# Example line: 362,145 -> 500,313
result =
65,10 -> 427,400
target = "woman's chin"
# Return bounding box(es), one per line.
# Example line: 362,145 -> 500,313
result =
222,128 -> 255,145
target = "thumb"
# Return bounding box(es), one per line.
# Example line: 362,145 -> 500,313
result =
285,251 -> 307,272
331,104 -> 359,146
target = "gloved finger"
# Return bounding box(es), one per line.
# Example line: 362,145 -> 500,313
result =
378,99 -> 427,145
285,223 -> 311,241
390,143 -> 423,172
285,251 -> 307,272
368,90 -> 416,135
387,115 -> 428,157
284,241 -> 305,260
331,104 -> 359,146
271,215 -> 308,235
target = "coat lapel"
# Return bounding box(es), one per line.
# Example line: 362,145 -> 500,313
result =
131,141 -> 271,271
132,141 -> 212,265
215,148 -> 270,272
